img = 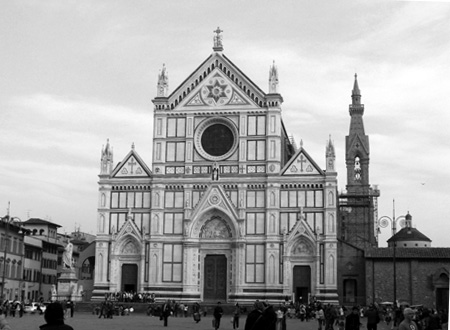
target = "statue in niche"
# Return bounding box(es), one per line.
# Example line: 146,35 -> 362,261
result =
212,162 -> 219,181
201,218 -> 231,238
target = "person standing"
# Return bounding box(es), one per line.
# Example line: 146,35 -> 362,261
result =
365,304 -> 380,330
213,301 -> 224,330
192,302 -> 201,323
61,300 -> 67,318
316,304 -> 325,330
245,301 -> 264,330
161,300 -> 171,327
248,302 -> 277,330
39,302 -> 74,330
346,306 -> 361,330
233,303 -> 241,329
399,308 -> 418,330
68,299 -> 75,317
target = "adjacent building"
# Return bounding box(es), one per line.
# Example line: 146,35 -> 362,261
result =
0,220 -> 25,301
22,218 -> 62,301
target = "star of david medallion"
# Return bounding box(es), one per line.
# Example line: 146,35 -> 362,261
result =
203,78 -> 231,105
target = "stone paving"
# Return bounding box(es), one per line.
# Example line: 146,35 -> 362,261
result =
6,312 -> 390,330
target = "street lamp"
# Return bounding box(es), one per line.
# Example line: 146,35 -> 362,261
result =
377,199 -> 406,306
1,203 -> 23,301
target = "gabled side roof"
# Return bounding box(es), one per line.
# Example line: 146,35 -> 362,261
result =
281,146 -> 324,176
111,147 -> 152,178
366,247 -> 450,258
23,218 -> 62,228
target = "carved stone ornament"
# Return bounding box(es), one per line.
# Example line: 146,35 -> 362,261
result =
209,194 -> 221,205
200,217 -> 232,238
293,240 -> 313,256
122,241 -> 138,254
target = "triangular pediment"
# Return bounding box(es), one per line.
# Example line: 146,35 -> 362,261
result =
190,184 -> 239,221
348,134 -> 369,157
115,213 -> 143,242
281,147 -> 324,176
168,53 -> 267,111
112,148 -> 151,178
287,213 -> 316,243
179,70 -> 255,109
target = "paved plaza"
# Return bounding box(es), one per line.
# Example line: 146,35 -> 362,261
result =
5,312 -> 393,330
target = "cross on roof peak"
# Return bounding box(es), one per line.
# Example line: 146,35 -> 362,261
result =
213,27 -> 223,51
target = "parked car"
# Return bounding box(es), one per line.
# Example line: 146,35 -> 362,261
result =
23,302 -> 46,314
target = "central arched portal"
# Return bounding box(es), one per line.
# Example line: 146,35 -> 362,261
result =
203,255 -> 227,301
121,263 -> 138,292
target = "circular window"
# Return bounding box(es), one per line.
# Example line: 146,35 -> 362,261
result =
201,124 -> 234,156
194,117 -> 238,161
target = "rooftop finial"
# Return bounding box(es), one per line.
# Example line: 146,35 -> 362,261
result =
131,142 -> 135,150
213,27 -> 223,52
269,60 -> 279,93
351,73 -> 361,105
157,63 -> 169,97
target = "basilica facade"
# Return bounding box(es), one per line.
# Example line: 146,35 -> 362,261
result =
93,31 -> 339,304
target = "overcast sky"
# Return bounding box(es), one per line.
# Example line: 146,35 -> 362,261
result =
1,0 -> 449,247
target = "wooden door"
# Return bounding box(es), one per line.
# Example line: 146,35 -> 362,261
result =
203,255 -> 227,301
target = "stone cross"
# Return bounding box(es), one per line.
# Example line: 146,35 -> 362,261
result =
128,158 -> 137,174
298,155 -> 307,171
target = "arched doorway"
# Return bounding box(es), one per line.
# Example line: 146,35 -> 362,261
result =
204,255 -> 227,301
122,264 -> 138,292
293,266 -> 311,304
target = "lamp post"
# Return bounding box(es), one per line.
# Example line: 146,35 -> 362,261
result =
1,202 -> 23,301
377,199 -> 405,306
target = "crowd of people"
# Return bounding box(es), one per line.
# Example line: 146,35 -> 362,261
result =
0,294 -> 448,330
144,299 -> 448,330
104,291 -> 156,303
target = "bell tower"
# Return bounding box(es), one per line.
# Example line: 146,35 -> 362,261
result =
346,74 -> 370,193
337,74 -> 380,306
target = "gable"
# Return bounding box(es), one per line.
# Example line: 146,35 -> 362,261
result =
348,134 -> 369,157
112,150 -> 151,178
178,70 -> 255,110
168,53 -> 267,111
281,148 -> 324,176
190,184 -> 239,221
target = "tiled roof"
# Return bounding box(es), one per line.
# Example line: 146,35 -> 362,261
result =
365,247 -> 450,259
387,227 -> 431,243
23,218 -> 62,228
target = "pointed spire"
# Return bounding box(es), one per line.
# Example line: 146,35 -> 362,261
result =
213,27 -> 224,52
157,64 -> 169,97
326,135 -> 336,172
351,73 -> 361,105
100,138 -> 113,175
269,60 -> 279,93
326,135 -> 335,158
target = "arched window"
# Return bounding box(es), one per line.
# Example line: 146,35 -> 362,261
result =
354,156 -> 361,181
